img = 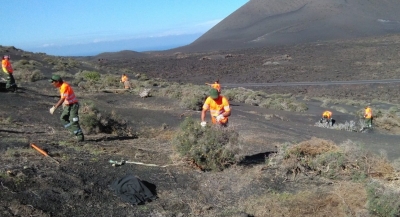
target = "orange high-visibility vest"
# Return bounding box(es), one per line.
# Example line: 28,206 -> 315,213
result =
2,59 -> 13,73
212,82 -> 221,92
364,107 -> 372,119
60,82 -> 78,105
121,75 -> 128,82
322,111 -> 332,119
202,95 -> 230,124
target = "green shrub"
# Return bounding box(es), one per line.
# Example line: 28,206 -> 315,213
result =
224,88 -> 307,112
13,59 -> 42,71
79,101 -> 131,136
178,87 -> 207,110
54,71 -> 74,79
280,139 -> 395,181
21,53 -> 31,58
137,73 -> 149,81
173,117 -> 242,171
367,182 -> 400,217
13,69 -> 44,82
179,95 -> 204,111
30,69 -> 44,82
157,83 -> 182,98
101,75 -> 120,88
83,71 -> 100,81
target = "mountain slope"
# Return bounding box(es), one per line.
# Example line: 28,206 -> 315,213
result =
178,0 -> 400,52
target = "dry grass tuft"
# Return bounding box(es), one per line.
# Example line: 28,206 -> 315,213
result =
287,137 -> 339,157
13,69 -> 44,82
241,181 -> 368,217
375,112 -> 400,133
270,138 -> 397,181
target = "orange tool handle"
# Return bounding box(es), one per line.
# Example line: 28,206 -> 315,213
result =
31,143 -> 49,157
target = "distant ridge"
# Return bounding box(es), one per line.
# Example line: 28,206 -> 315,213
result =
94,50 -> 148,60
176,0 -> 400,52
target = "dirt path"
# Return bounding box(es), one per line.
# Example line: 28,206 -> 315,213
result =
224,78 -> 400,87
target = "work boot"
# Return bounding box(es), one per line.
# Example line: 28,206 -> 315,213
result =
7,85 -> 17,93
76,134 -> 84,142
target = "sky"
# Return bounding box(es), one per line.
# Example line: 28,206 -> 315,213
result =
1,0 -> 248,56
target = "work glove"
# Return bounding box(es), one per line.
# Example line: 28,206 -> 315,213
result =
49,106 -> 56,115
200,121 -> 207,127
216,114 -> 224,122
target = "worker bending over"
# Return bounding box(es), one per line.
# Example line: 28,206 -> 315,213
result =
206,79 -> 221,93
120,74 -> 131,89
320,110 -> 333,126
364,105 -> 373,128
201,88 -> 231,127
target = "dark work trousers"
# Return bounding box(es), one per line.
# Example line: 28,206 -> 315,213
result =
60,103 -> 84,140
6,73 -> 16,90
365,117 -> 372,128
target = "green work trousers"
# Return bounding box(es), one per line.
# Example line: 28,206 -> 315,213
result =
5,73 -> 16,89
60,103 -> 84,139
365,118 -> 372,128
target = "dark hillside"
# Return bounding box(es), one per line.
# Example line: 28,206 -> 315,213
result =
91,50 -> 148,60
176,0 -> 400,52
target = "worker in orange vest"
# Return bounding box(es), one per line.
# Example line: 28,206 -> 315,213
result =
206,79 -> 221,93
201,88 -> 231,127
1,55 -> 17,92
49,75 -> 84,142
320,110 -> 332,124
120,74 -> 131,89
364,105 -> 372,128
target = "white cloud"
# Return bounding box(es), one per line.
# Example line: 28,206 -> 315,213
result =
41,43 -> 55,47
194,19 -> 222,28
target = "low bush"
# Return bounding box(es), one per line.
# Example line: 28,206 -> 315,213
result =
82,70 -> 101,81
13,69 -> 44,82
173,117 -> 242,171
315,120 -> 359,131
367,181 -> 400,217
224,88 -> 308,112
100,75 -> 120,89
272,138 -> 395,181
13,59 -> 42,71
79,101 -> 131,136
53,71 -> 74,79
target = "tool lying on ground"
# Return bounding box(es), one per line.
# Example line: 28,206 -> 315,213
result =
109,159 -> 178,168
30,143 -> 60,164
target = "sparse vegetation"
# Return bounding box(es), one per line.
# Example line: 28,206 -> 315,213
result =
278,138 -> 395,180
240,138 -> 400,217
13,59 -> 42,71
81,70 -> 101,81
13,69 -> 44,82
367,181 -> 400,217
224,88 -> 308,112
